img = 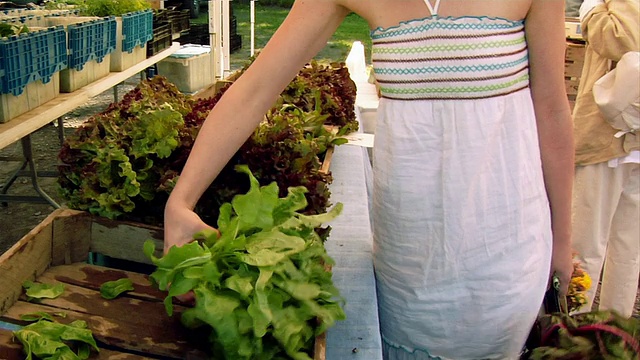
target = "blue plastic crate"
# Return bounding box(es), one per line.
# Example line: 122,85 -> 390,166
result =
121,10 -> 153,53
0,26 -> 67,95
35,26 -> 67,85
67,17 -> 117,71
0,14 -> 46,27
95,17 -> 117,61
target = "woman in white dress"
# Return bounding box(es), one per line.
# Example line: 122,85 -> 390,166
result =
163,0 -> 575,358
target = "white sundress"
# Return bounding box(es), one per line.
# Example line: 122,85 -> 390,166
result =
370,1 -> 553,359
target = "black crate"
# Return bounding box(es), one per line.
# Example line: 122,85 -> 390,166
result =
169,10 -> 190,34
147,33 -> 172,57
179,23 -> 208,45
230,33 -> 242,53
147,22 -> 172,57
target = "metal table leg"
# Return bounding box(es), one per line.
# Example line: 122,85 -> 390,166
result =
0,135 -> 61,208
57,117 -> 65,145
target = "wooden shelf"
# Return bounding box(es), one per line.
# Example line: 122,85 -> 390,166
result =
0,42 -> 181,150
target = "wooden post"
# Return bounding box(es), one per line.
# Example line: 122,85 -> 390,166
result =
209,0 -> 222,80
250,0 -> 255,56
222,0 -> 231,78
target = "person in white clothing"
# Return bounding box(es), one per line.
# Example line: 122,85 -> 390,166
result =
571,0 -> 640,318
163,0 -> 575,358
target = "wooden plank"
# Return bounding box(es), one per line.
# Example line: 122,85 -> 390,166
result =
193,80 -> 224,100
1,301 -> 205,359
18,263 -> 323,359
40,263 -> 166,302
0,325 -> 154,359
51,210 -> 93,266
0,210 -> 57,315
314,331 -> 327,360
192,70 -> 241,100
565,78 -> 581,98
0,327 -> 22,360
564,60 -> 585,78
90,217 -> 164,265
320,146 -> 334,175
17,281 -> 170,327
0,91 -> 90,148
566,42 -> 586,56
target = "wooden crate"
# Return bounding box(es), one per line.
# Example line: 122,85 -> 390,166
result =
0,209 -> 326,359
565,40 -> 587,102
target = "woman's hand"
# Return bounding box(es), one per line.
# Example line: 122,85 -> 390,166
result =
163,201 -> 218,304
550,238 -> 574,298
163,201 -> 217,254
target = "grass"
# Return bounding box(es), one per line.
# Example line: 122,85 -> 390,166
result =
191,4 -> 372,71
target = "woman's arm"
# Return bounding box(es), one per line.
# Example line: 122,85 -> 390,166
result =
525,0 -> 575,295
164,0 -> 350,251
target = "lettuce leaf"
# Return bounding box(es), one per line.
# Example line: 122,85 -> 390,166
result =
145,166 -> 345,359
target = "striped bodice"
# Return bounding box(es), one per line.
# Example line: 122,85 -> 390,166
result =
371,16 -> 530,100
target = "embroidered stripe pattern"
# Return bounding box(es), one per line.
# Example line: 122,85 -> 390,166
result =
380,73 -> 529,94
372,16 -> 529,100
371,18 -> 523,40
372,38 -> 525,55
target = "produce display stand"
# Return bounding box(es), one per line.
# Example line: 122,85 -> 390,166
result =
0,209 -> 327,359
0,141 -> 383,359
0,42 -> 180,208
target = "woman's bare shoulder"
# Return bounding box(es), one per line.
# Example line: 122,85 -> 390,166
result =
335,0 -> 533,29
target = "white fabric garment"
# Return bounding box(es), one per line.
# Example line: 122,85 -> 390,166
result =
370,0 -> 552,358
580,0 -> 605,21
572,161 -> 640,318
608,150 -> 640,167
373,93 -> 552,360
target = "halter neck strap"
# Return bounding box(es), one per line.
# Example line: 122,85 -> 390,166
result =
423,0 -> 442,16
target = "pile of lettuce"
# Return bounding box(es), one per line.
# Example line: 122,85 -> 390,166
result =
13,318 -> 100,360
58,77 -> 194,222
280,61 -> 358,134
58,61 -> 357,226
529,310 -> 639,359
145,166 -> 346,359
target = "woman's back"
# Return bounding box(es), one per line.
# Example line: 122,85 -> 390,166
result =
340,0 -> 533,30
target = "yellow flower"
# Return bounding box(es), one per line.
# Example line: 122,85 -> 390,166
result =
565,257 -> 592,312
578,272 -> 592,290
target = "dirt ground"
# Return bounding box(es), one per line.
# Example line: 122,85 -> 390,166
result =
0,76 -> 638,318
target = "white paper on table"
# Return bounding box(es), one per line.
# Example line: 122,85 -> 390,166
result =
343,133 -> 375,148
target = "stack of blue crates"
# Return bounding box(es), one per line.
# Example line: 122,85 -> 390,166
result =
121,10 -> 153,53
0,26 -> 67,96
67,17 -> 117,71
